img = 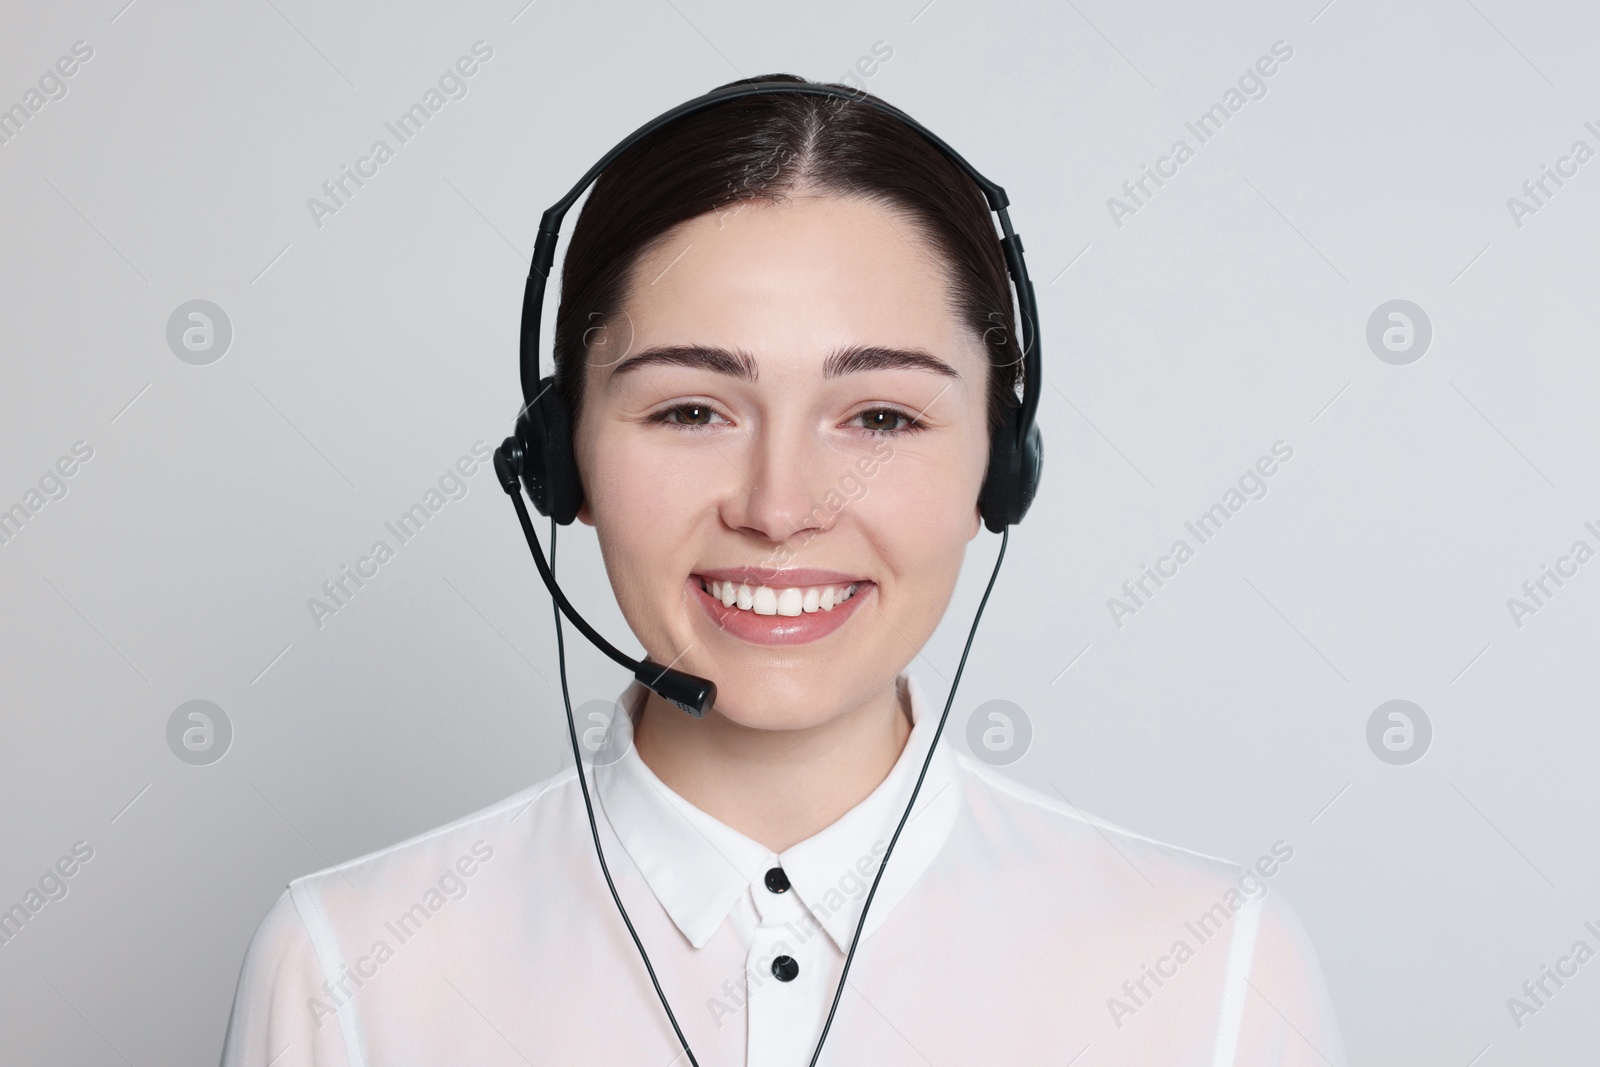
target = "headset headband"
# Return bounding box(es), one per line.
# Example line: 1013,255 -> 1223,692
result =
516,79 -> 1041,455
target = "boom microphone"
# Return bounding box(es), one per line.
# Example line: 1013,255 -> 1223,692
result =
494,436 -> 718,717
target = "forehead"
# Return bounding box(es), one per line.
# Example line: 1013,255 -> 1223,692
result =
614,194 -> 982,375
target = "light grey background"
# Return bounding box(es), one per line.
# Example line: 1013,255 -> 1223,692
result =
2,0 -> 1596,1063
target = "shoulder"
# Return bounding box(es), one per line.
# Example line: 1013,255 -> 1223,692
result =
945,753 -> 1346,1061
292,766 -> 579,898
950,750 -> 1260,876
220,885 -> 353,1066
948,750 -> 1298,916
220,767 -> 582,1066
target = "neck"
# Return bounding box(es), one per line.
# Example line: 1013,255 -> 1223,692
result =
631,678 -> 913,853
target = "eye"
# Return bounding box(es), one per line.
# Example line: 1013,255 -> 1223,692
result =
649,402 -> 727,430
852,407 -> 923,436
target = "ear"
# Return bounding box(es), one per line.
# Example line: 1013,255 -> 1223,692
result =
969,503 -> 982,541
571,413 -> 594,527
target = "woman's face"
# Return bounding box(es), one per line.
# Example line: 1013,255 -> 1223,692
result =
574,192 -> 992,731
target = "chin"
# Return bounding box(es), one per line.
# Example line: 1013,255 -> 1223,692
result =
700,663 -> 872,732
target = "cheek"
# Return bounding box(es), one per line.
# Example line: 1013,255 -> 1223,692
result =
589,431 -> 713,528
583,432 -> 709,594
857,442 -> 987,574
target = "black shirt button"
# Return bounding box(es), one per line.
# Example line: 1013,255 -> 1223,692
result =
764,867 -> 791,894
771,955 -> 799,982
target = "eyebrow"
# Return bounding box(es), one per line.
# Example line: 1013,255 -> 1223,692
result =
608,343 -> 960,381
824,344 -> 960,380
610,344 -> 758,381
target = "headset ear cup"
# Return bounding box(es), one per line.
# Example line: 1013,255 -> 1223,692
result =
979,407 -> 1043,532
1018,421 -> 1042,522
979,408 -> 1019,533
516,376 -> 585,524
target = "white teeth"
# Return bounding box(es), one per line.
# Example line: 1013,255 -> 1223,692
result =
702,578 -> 862,616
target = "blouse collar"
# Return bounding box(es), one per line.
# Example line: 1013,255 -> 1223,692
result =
592,673 -> 963,953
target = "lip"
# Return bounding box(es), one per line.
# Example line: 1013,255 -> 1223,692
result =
688,574 -> 874,647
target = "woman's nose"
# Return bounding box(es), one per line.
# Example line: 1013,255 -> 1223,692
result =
718,428 -> 836,544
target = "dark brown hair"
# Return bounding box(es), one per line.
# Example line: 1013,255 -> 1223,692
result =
552,73 -> 1022,439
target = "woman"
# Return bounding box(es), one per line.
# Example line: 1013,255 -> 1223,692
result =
220,74 -> 1346,1066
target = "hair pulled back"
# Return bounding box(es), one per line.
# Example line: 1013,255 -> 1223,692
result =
552,73 -> 1022,440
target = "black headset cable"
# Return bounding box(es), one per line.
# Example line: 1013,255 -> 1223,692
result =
544,514 -> 703,1067
804,526 -> 1008,1067
507,487 -> 1009,1067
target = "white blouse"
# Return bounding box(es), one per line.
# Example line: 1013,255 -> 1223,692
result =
220,673 -> 1348,1066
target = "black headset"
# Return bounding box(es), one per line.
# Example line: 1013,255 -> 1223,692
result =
495,78 -> 1043,717
491,79 -> 1043,1067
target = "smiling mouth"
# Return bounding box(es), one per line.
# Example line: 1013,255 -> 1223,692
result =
695,577 -> 865,617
